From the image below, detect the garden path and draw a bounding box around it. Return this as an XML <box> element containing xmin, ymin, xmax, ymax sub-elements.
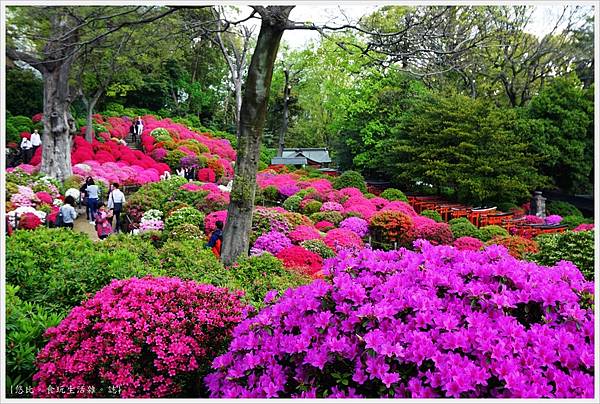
<box><xmin>73</xmin><ymin>209</ymin><xmax>99</xmax><ymax>241</ymax></box>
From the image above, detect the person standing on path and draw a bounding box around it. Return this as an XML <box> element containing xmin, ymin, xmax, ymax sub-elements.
<box><xmin>107</xmin><ymin>182</ymin><xmax>126</xmax><ymax>233</ymax></box>
<box><xmin>30</xmin><ymin>129</ymin><xmax>42</xmax><ymax>154</ymax></box>
<box><xmin>134</xmin><ymin>116</ymin><xmax>144</xmax><ymax>140</ymax></box>
<box><xmin>20</xmin><ymin>136</ymin><xmax>33</xmax><ymax>163</ymax></box>
<box><xmin>60</xmin><ymin>195</ymin><xmax>78</xmax><ymax>229</ymax></box>
<box><xmin>95</xmin><ymin>202</ymin><xmax>113</xmax><ymax>240</ymax></box>
<box><xmin>85</xmin><ymin>179</ymin><xmax>100</xmax><ymax>225</ymax></box>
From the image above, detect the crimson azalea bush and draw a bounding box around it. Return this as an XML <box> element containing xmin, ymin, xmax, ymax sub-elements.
<box><xmin>19</xmin><ymin>212</ymin><xmax>43</xmax><ymax>230</ymax></box>
<box><xmin>33</xmin><ymin>276</ymin><xmax>247</xmax><ymax>398</ymax></box>
<box><xmin>324</xmin><ymin>228</ymin><xmax>364</xmax><ymax>252</ymax></box>
<box><xmin>206</xmin><ymin>241</ymin><xmax>594</xmax><ymax>398</ymax></box>
<box><xmin>315</xmin><ymin>220</ymin><xmax>335</xmax><ymax>232</ymax></box>
<box><xmin>276</xmin><ymin>246</ymin><xmax>323</xmax><ymax>277</ymax></box>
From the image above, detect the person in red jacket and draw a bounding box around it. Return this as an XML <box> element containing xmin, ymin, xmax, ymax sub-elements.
<box><xmin>206</xmin><ymin>220</ymin><xmax>223</xmax><ymax>258</ymax></box>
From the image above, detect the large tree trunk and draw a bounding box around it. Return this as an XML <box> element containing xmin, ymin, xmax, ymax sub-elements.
<box><xmin>221</xmin><ymin>6</ymin><xmax>293</xmax><ymax>265</ymax></box>
<box><xmin>277</xmin><ymin>68</ymin><xmax>290</xmax><ymax>157</ymax></box>
<box><xmin>40</xmin><ymin>65</ymin><xmax>75</xmax><ymax>181</ymax></box>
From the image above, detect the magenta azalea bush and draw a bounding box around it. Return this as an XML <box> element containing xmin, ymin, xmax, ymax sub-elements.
<box><xmin>251</xmin><ymin>231</ymin><xmax>293</xmax><ymax>256</ymax></box>
<box><xmin>453</xmin><ymin>236</ymin><xmax>484</xmax><ymax>251</ymax></box>
<box><xmin>288</xmin><ymin>225</ymin><xmax>322</xmax><ymax>244</ymax></box>
<box><xmin>339</xmin><ymin>217</ymin><xmax>369</xmax><ymax>238</ymax></box>
<box><xmin>573</xmin><ymin>223</ymin><xmax>594</xmax><ymax>232</ymax></box>
<box><xmin>544</xmin><ymin>215</ymin><xmax>563</xmax><ymax>226</ymax></box>
<box><xmin>323</xmin><ymin>228</ymin><xmax>364</xmax><ymax>252</ymax></box>
<box><xmin>33</xmin><ymin>276</ymin><xmax>247</xmax><ymax>398</ymax></box>
<box><xmin>206</xmin><ymin>241</ymin><xmax>594</xmax><ymax>398</ymax></box>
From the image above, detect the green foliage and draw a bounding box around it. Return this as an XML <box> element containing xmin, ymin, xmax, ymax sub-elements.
<box><xmin>546</xmin><ymin>201</ymin><xmax>583</xmax><ymax>218</ymax></box>
<box><xmin>527</xmin><ymin>76</ymin><xmax>594</xmax><ymax>194</ymax></box>
<box><xmin>97</xmin><ymin>233</ymin><xmax>162</xmax><ymax>268</ymax></box>
<box><xmin>164</xmin><ymin>207</ymin><xmax>205</xmax><ymax>231</ymax></box>
<box><xmin>6</xmin><ymin>284</ymin><xmax>65</xmax><ymax>397</ymax></box>
<box><xmin>6</xmin><ymin>67</ymin><xmax>43</xmax><ymax>117</ymax></box>
<box><xmin>310</xmin><ymin>211</ymin><xmax>344</xmax><ymax>225</ymax></box>
<box><xmin>6</xmin><ymin>228</ymin><xmax>158</xmax><ymax>313</ymax></box>
<box><xmin>531</xmin><ymin>231</ymin><xmax>594</xmax><ymax>280</ymax></box>
<box><xmin>561</xmin><ymin>215</ymin><xmax>593</xmax><ymax>230</ymax></box>
<box><xmin>300</xmin><ymin>239</ymin><xmax>335</xmax><ymax>259</ymax></box>
<box><xmin>302</xmin><ymin>200</ymin><xmax>323</xmax><ymax>215</ymax></box>
<box><xmin>421</xmin><ymin>209</ymin><xmax>442</xmax><ymax>222</ymax></box>
<box><xmin>164</xmin><ymin>150</ymin><xmax>187</xmax><ymax>171</ymax></box>
<box><xmin>63</xmin><ymin>175</ymin><xmax>84</xmax><ymax>191</ymax></box>
<box><xmin>167</xmin><ymin>223</ymin><xmax>206</xmax><ymax>241</ymax></box>
<box><xmin>126</xmin><ymin>176</ymin><xmax>188</xmax><ymax>212</ymax></box>
<box><xmin>157</xmin><ymin>240</ymin><xmax>233</xmax><ymax>287</ymax></box>
<box><xmin>334</xmin><ymin>170</ymin><xmax>367</xmax><ymax>193</ymax></box>
<box><xmin>229</xmin><ymin>254</ymin><xmax>311</xmax><ymax>308</ymax></box>
<box><xmin>262</xmin><ymin>186</ymin><xmax>279</xmax><ymax>201</ymax></box>
<box><xmin>449</xmin><ymin>218</ymin><xmax>480</xmax><ymax>239</ymax></box>
<box><xmin>478</xmin><ymin>225</ymin><xmax>509</xmax><ymax>242</ymax></box>
<box><xmin>380</xmin><ymin>188</ymin><xmax>408</xmax><ymax>202</ymax></box>
<box><xmin>282</xmin><ymin>195</ymin><xmax>302</xmax><ymax>212</ymax></box>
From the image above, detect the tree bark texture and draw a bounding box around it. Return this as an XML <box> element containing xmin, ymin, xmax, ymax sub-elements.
<box><xmin>221</xmin><ymin>6</ymin><xmax>293</xmax><ymax>265</ymax></box>
<box><xmin>277</xmin><ymin>68</ymin><xmax>290</xmax><ymax>157</ymax></box>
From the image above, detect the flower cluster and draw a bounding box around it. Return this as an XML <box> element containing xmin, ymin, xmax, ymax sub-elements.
<box><xmin>523</xmin><ymin>215</ymin><xmax>545</xmax><ymax>225</ymax></box>
<box><xmin>205</xmin><ymin>210</ymin><xmax>228</xmax><ymax>234</ymax></box>
<box><xmin>315</xmin><ymin>221</ymin><xmax>335</xmax><ymax>232</ymax></box>
<box><xmin>275</xmin><ymin>246</ymin><xmax>323</xmax><ymax>277</ymax></box>
<box><xmin>339</xmin><ymin>217</ymin><xmax>369</xmax><ymax>238</ymax></box>
<box><xmin>288</xmin><ymin>225</ymin><xmax>322</xmax><ymax>244</ymax></box>
<box><xmin>141</xmin><ymin>209</ymin><xmax>163</xmax><ymax>221</ymax></box>
<box><xmin>207</xmin><ymin>242</ymin><xmax>594</xmax><ymax>398</ymax></box>
<box><xmin>573</xmin><ymin>223</ymin><xmax>594</xmax><ymax>232</ymax></box>
<box><xmin>453</xmin><ymin>236</ymin><xmax>484</xmax><ymax>251</ymax></box>
<box><xmin>324</xmin><ymin>228</ymin><xmax>364</xmax><ymax>252</ymax></box>
<box><xmin>251</xmin><ymin>231</ymin><xmax>292</xmax><ymax>256</ymax></box>
<box><xmin>139</xmin><ymin>219</ymin><xmax>164</xmax><ymax>232</ymax></box>
<box><xmin>33</xmin><ymin>276</ymin><xmax>247</xmax><ymax>398</ymax></box>
<box><xmin>544</xmin><ymin>215</ymin><xmax>563</xmax><ymax>226</ymax></box>
<box><xmin>321</xmin><ymin>201</ymin><xmax>344</xmax><ymax>212</ymax></box>
<box><xmin>18</xmin><ymin>212</ymin><xmax>43</xmax><ymax>230</ymax></box>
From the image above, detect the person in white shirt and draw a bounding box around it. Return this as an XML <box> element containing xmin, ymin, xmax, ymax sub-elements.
<box><xmin>30</xmin><ymin>129</ymin><xmax>42</xmax><ymax>154</ymax></box>
<box><xmin>20</xmin><ymin>137</ymin><xmax>33</xmax><ymax>163</ymax></box>
<box><xmin>85</xmin><ymin>179</ymin><xmax>100</xmax><ymax>225</ymax></box>
<box><xmin>134</xmin><ymin>117</ymin><xmax>144</xmax><ymax>139</ymax></box>
<box><xmin>107</xmin><ymin>182</ymin><xmax>126</xmax><ymax>233</ymax></box>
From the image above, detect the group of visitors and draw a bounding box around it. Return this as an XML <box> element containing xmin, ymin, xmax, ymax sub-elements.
<box><xmin>56</xmin><ymin>177</ymin><xmax>126</xmax><ymax>239</ymax></box>
<box><xmin>20</xmin><ymin>129</ymin><xmax>41</xmax><ymax>164</ymax></box>
<box><xmin>129</xmin><ymin>116</ymin><xmax>144</xmax><ymax>142</ymax></box>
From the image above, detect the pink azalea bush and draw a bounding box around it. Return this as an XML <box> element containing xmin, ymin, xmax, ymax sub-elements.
<box><xmin>33</xmin><ymin>276</ymin><xmax>247</xmax><ymax>398</ymax></box>
<box><xmin>324</xmin><ymin>228</ymin><xmax>364</xmax><ymax>252</ymax></box>
<box><xmin>523</xmin><ymin>215</ymin><xmax>545</xmax><ymax>225</ymax></box>
<box><xmin>206</xmin><ymin>241</ymin><xmax>594</xmax><ymax>398</ymax></box>
<box><xmin>288</xmin><ymin>225</ymin><xmax>322</xmax><ymax>244</ymax></box>
<box><xmin>453</xmin><ymin>236</ymin><xmax>484</xmax><ymax>251</ymax></box>
<box><xmin>320</xmin><ymin>201</ymin><xmax>344</xmax><ymax>212</ymax></box>
<box><xmin>339</xmin><ymin>217</ymin><xmax>369</xmax><ymax>238</ymax></box>
<box><xmin>205</xmin><ymin>210</ymin><xmax>227</xmax><ymax>234</ymax></box>
<box><xmin>315</xmin><ymin>221</ymin><xmax>335</xmax><ymax>232</ymax></box>
<box><xmin>573</xmin><ymin>224</ymin><xmax>594</xmax><ymax>232</ymax></box>
<box><xmin>139</xmin><ymin>219</ymin><xmax>164</xmax><ymax>232</ymax></box>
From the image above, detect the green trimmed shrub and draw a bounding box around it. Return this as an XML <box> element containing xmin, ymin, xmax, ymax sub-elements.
<box><xmin>164</xmin><ymin>150</ymin><xmax>187</xmax><ymax>171</ymax></box>
<box><xmin>150</xmin><ymin>127</ymin><xmax>170</xmax><ymax>139</ymax></box>
<box><xmin>302</xmin><ymin>200</ymin><xmax>323</xmax><ymax>215</ymax></box>
<box><xmin>449</xmin><ymin>218</ymin><xmax>480</xmax><ymax>239</ymax></box>
<box><xmin>157</xmin><ymin>240</ymin><xmax>234</xmax><ymax>287</ymax></box>
<box><xmin>546</xmin><ymin>201</ymin><xmax>583</xmax><ymax>217</ymax></box>
<box><xmin>63</xmin><ymin>175</ymin><xmax>84</xmax><ymax>192</ymax></box>
<box><xmin>421</xmin><ymin>209</ymin><xmax>442</xmax><ymax>222</ymax></box>
<box><xmin>6</xmin><ymin>228</ymin><xmax>157</xmax><ymax>312</ymax></box>
<box><xmin>531</xmin><ymin>231</ymin><xmax>594</xmax><ymax>280</ymax></box>
<box><xmin>164</xmin><ymin>207</ymin><xmax>205</xmax><ymax>231</ymax></box>
<box><xmin>478</xmin><ymin>225</ymin><xmax>509</xmax><ymax>242</ymax></box>
<box><xmin>310</xmin><ymin>211</ymin><xmax>344</xmax><ymax>225</ymax></box>
<box><xmin>6</xmin><ymin>284</ymin><xmax>65</xmax><ymax>398</ymax></box>
<box><xmin>167</xmin><ymin>223</ymin><xmax>206</xmax><ymax>241</ymax></box>
<box><xmin>282</xmin><ymin>195</ymin><xmax>303</xmax><ymax>212</ymax></box>
<box><xmin>96</xmin><ymin>233</ymin><xmax>161</xmax><ymax>268</ymax></box>
<box><xmin>561</xmin><ymin>215</ymin><xmax>593</xmax><ymax>230</ymax></box>
<box><xmin>262</xmin><ymin>186</ymin><xmax>279</xmax><ymax>202</ymax></box>
<box><xmin>380</xmin><ymin>188</ymin><xmax>408</xmax><ymax>202</ymax></box>
<box><xmin>230</xmin><ymin>253</ymin><xmax>311</xmax><ymax>308</ymax></box>
<box><xmin>300</xmin><ymin>239</ymin><xmax>335</xmax><ymax>259</ymax></box>
<box><xmin>333</xmin><ymin>170</ymin><xmax>367</xmax><ymax>193</ymax></box>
